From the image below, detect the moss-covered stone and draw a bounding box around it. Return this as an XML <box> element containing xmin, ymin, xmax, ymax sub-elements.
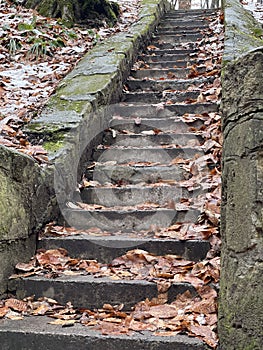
<box><xmin>220</xmin><ymin>2</ymin><xmax>263</xmax><ymax>348</ymax></box>
<box><xmin>223</xmin><ymin>0</ymin><xmax>263</xmax><ymax>63</ymax></box>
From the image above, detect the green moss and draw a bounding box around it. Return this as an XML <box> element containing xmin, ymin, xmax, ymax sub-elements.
<box><xmin>57</xmin><ymin>73</ymin><xmax>114</xmax><ymax>97</ymax></box>
<box><xmin>43</xmin><ymin>139</ymin><xmax>65</xmax><ymax>153</ymax></box>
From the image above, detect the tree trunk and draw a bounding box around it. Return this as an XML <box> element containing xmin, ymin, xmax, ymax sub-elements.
<box><xmin>19</xmin><ymin>0</ymin><xmax>120</xmax><ymax>27</ymax></box>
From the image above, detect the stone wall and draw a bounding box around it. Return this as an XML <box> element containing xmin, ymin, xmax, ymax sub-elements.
<box><xmin>219</xmin><ymin>1</ymin><xmax>263</xmax><ymax>349</ymax></box>
<box><xmin>0</xmin><ymin>0</ymin><xmax>171</xmax><ymax>295</ymax></box>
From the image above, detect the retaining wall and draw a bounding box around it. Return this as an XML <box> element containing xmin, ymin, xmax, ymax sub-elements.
<box><xmin>219</xmin><ymin>0</ymin><xmax>263</xmax><ymax>348</ymax></box>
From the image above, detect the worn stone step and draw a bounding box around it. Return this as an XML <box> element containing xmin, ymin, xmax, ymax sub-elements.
<box><xmin>130</xmin><ymin>66</ymin><xmax>206</xmax><ymax>80</ymax></box>
<box><xmin>61</xmin><ymin>207</ymin><xmax>201</xmax><ymax>231</ymax></box>
<box><xmin>139</xmin><ymin>52</ymin><xmax>198</xmax><ymax>62</ymax></box>
<box><xmin>123</xmin><ymin>90</ymin><xmax>202</xmax><ymax>103</ymax></box>
<box><xmin>166</xmin><ymin>8</ymin><xmax>217</xmax><ymax>16</ymax></box>
<box><xmin>156</xmin><ymin>26</ymin><xmax>209</xmax><ymax>34</ymax></box>
<box><xmin>85</xmin><ymin>163</ymin><xmax>189</xmax><ymax>185</ymax></box>
<box><xmin>103</xmin><ymin>132</ymin><xmax>203</xmax><ymax>147</ymax></box>
<box><xmin>158</xmin><ymin>23</ymin><xmax>209</xmax><ymax>31</ymax></box>
<box><xmin>150</xmin><ymin>41</ymin><xmax>197</xmax><ymax>50</ymax></box>
<box><xmin>125</xmin><ymin>76</ymin><xmax>214</xmax><ymax>92</ymax></box>
<box><xmin>145</xmin><ymin>48</ymin><xmax>197</xmax><ymax>56</ymax></box>
<box><xmin>79</xmin><ymin>185</ymin><xmax>195</xmax><ymax>207</ymax></box>
<box><xmin>10</xmin><ymin>275</ymin><xmax>195</xmax><ymax>310</ymax></box>
<box><xmin>93</xmin><ymin>146</ymin><xmax>203</xmax><ymax>164</ymax></box>
<box><xmin>109</xmin><ymin>117</ymin><xmax>204</xmax><ymax>133</ymax></box>
<box><xmin>153</xmin><ymin>33</ymin><xmax>203</xmax><ymax>43</ymax></box>
<box><xmin>158</xmin><ymin>19</ymin><xmax>211</xmax><ymax>28</ymax></box>
<box><xmin>0</xmin><ymin>316</ymin><xmax>209</xmax><ymax>350</ymax></box>
<box><xmin>38</xmin><ymin>235</ymin><xmax>210</xmax><ymax>263</ymax></box>
<box><xmin>112</xmin><ymin>102</ymin><xmax>218</xmax><ymax>119</ymax></box>
<box><xmin>137</xmin><ymin>59</ymin><xmax>196</xmax><ymax>69</ymax></box>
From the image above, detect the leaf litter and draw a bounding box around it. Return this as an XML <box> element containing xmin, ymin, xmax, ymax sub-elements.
<box><xmin>4</xmin><ymin>247</ymin><xmax>219</xmax><ymax>348</ymax></box>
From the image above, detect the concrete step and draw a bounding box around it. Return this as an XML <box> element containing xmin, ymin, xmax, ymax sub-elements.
<box><xmin>149</xmin><ymin>41</ymin><xmax>197</xmax><ymax>50</ymax></box>
<box><xmin>10</xmin><ymin>275</ymin><xmax>195</xmax><ymax>310</ymax></box>
<box><xmin>137</xmin><ymin>59</ymin><xmax>195</xmax><ymax>69</ymax></box>
<box><xmin>85</xmin><ymin>163</ymin><xmax>189</xmax><ymax>185</ymax></box>
<box><xmin>158</xmin><ymin>23</ymin><xmax>209</xmax><ymax>31</ymax></box>
<box><xmin>158</xmin><ymin>19</ymin><xmax>211</xmax><ymax>28</ymax></box>
<box><xmin>38</xmin><ymin>235</ymin><xmax>210</xmax><ymax>263</ymax></box>
<box><xmin>153</xmin><ymin>33</ymin><xmax>203</xmax><ymax>43</ymax></box>
<box><xmin>139</xmin><ymin>52</ymin><xmax>198</xmax><ymax>62</ymax></box>
<box><xmin>166</xmin><ymin>8</ymin><xmax>217</xmax><ymax>16</ymax></box>
<box><xmin>60</xmin><ymin>207</ymin><xmax>201</xmax><ymax>231</ymax></box>
<box><xmin>79</xmin><ymin>185</ymin><xmax>194</xmax><ymax>207</ymax></box>
<box><xmin>156</xmin><ymin>26</ymin><xmax>209</xmax><ymax>34</ymax></box>
<box><xmin>0</xmin><ymin>316</ymin><xmax>209</xmax><ymax>350</ymax></box>
<box><xmin>130</xmin><ymin>66</ymin><xmax>206</xmax><ymax>80</ymax></box>
<box><xmin>144</xmin><ymin>48</ymin><xmax>197</xmax><ymax>55</ymax></box>
<box><xmin>112</xmin><ymin>102</ymin><xmax>218</xmax><ymax>118</ymax></box>
<box><xmin>93</xmin><ymin>147</ymin><xmax>203</xmax><ymax>164</ymax></box>
<box><xmin>123</xmin><ymin>90</ymin><xmax>202</xmax><ymax>103</ymax></box>
<box><xmin>125</xmin><ymin>76</ymin><xmax>214</xmax><ymax>92</ymax></box>
<box><xmin>103</xmin><ymin>132</ymin><xmax>203</xmax><ymax>147</ymax></box>
<box><xmin>109</xmin><ymin>117</ymin><xmax>204</xmax><ymax>132</ymax></box>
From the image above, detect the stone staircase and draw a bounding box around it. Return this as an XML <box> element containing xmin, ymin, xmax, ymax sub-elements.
<box><xmin>0</xmin><ymin>7</ymin><xmax>221</xmax><ymax>350</ymax></box>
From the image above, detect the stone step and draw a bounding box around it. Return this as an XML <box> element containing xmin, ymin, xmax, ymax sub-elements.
<box><xmin>166</xmin><ymin>8</ymin><xmax>217</xmax><ymax>16</ymax></box>
<box><xmin>158</xmin><ymin>23</ymin><xmax>209</xmax><ymax>31</ymax></box>
<box><xmin>137</xmin><ymin>59</ymin><xmax>197</xmax><ymax>69</ymax></box>
<box><xmin>150</xmin><ymin>41</ymin><xmax>197</xmax><ymax>50</ymax></box>
<box><xmin>103</xmin><ymin>132</ymin><xmax>203</xmax><ymax>147</ymax></box>
<box><xmin>38</xmin><ymin>235</ymin><xmax>210</xmax><ymax>263</ymax></box>
<box><xmin>139</xmin><ymin>55</ymin><xmax>198</xmax><ymax>69</ymax></box>
<box><xmin>158</xmin><ymin>19</ymin><xmax>211</xmax><ymax>28</ymax></box>
<box><xmin>145</xmin><ymin>48</ymin><xmax>197</xmax><ymax>55</ymax></box>
<box><xmin>153</xmin><ymin>33</ymin><xmax>203</xmax><ymax>43</ymax></box>
<box><xmin>85</xmin><ymin>163</ymin><xmax>189</xmax><ymax>185</ymax></box>
<box><xmin>125</xmin><ymin>76</ymin><xmax>214</xmax><ymax>92</ymax></box>
<box><xmin>0</xmin><ymin>316</ymin><xmax>209</xmax><ymax>350</ymax></box>
<box><xmin>60</xmin><ymin>207</ymin><xmax>201</xmax><ymax>231</ymax></box>
<box><xmin>109</xmin><ymin>117</ymin><xmax>204</xmax><ymax>132</ymax></box>
<box><xmin>10</xmin><ymin>275</ymin><xmax>195</xmax><ymax>310</ymax></box>
<box><xmin>111</xmin><ymin>102</ymin><xmax>218</xmax><ymax>119</ymax></box>
<box><xmin>93</xmin><ymin>147</ymin><xmax>203</xmax><ymax>164</ymax></box>
<box><xmin>139</xmin><ymin>52</ymin><xmax>198</xmax><ymax>62</ymax></box>
<box><xmin>156</xmin><ymin>26</ymin><xmax>209</xmax><ymax>34</ymax></box>
<box><xmin>129</xmin><ymin>66</ymin><xmax>206</xmax><ymax>80</ymax></box>
<box><xmin>122</xmin><ymin>90</ymin><xmax>202</xmax><ymax>103</ymax></box>
<box><xmin>79</xmin><ymin>186</ymin><xmax>195</xmax><ymax>207</ymax></box>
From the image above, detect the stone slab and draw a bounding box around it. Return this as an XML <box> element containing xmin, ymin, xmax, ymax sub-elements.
<box><xmin>0</xmin><ymin>316</ymin><xmax>208</xmax><ymax>350</ymax></box>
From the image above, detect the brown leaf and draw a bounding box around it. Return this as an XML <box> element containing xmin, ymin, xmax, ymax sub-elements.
<box><xmin>190</xmin><ymin>324</ymin><xmax>218</xmax><ymax>348</ymax></box>
<box><xmin>0</xmin><ymin>306</ymin><xmax>9</xmax><ymax>318</ymax></box>
<box><xmin>148</xmin><ymin>304</ymin><xmax>178</xmax><ymax>319</ymax></box>
<box><xmin>49</xmin><ymin>319</ymin><xmax>76</xmax><ymax>327</ymax></box>
<box><xmin>5</xmin><ymin>298</ymin><xmax>27</xmax><ymax>312</ymax></box>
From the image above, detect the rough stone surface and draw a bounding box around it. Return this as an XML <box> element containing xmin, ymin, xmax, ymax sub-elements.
<box><xmin>0</xmin><ymin>146</ymin><xmax>54</xmax><ymax>295</ymax></box>
<box><xmin>219</xmin><ymin>1</ymin><xmax>263</xmax><ymax>348</ymax></box>
<box><xmin>0</xmin><ymin>316</ymin><xmax>208</xmax><ymax>350</ymax></box>
<box><xmin>223</xmin><ymin>0</ymin><xmax>263</xmax><ymax>63</ymax></box>
<box><xmin>0</xmin><ymin>0</ymin><xmax>171</xmax><ymax>296</ymax></box>
<box><xmin>37</xmin><ymin>236</ymin><xmax>210</xmax><ymax>263</ymax></box>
